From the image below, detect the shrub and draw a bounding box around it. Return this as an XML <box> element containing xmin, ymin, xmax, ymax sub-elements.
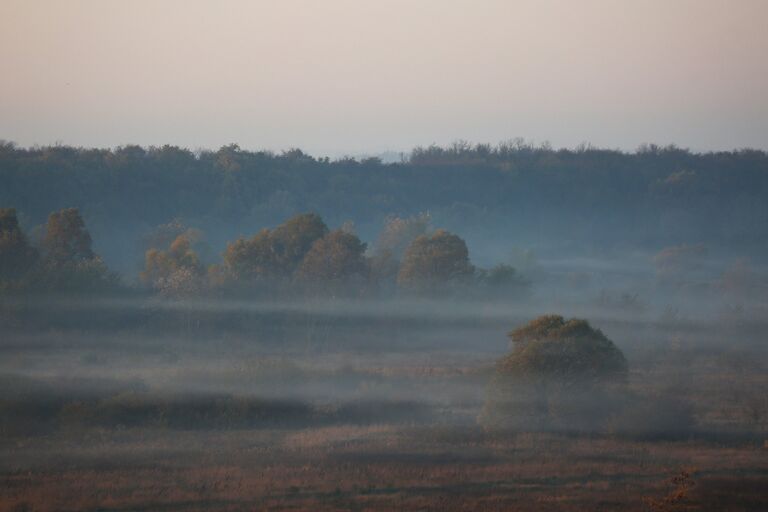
<box><xmin>480</xmin><ymin>315</ymin><xmax>628</xmax><ymax>431</ymax></box>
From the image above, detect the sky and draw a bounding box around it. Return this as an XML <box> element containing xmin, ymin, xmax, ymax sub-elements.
<box><xmin>1</xmin><ymin>0</ymin><xmax>767</xmax><ymax>156</ymax></box>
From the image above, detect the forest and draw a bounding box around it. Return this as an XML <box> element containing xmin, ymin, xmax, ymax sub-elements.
<box><xmin>2</xmin><ymin>140</ymin><xmax>768</xmax><ymax>276</ymax></box>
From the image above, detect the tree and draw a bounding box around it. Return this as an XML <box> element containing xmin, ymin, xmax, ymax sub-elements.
<box><xmin>270</xmin><ymin>213</ymin><xmax>329</xmax><ymax>273</ymax></box>
<box><xmin>0</xmin><ymin>208</ymin><xmax>38</xmax><ymax>283</ymax></box>
<box><xmin>397</xmin><ymin>229</ymin><xmax>474</xmax><ymax>292</ymax></box>
<box><xmin>37</xmin><ymin>208</ymin><xmax>117</xmax><ymax>292</ymax></box>
<box><xmin>141</xmin><ymin>233</ymin><xmax>204</xmax><ymax>295</ymax></box>
<box><xmin>2</xmin><ymin>142</ymin><xmax>768</xmax><ymax>266</ymax></box>
<box><xmin>501</xmin><ymin>315</ymin><xmax>627</xmax><ymax>382</ymax></box>
<box><xmin>480</xmin><ymin>315</ymin><xmax>628</xmax><ymax>431</ymax></box>
<box><xmin>295</xmin><ymin>229</ymin><xmax>368</xmax><ymax>287</ymax></box>
<box><xmin>222</xmin><ymin>229</ymin><xmax>278</xmax><ymax>282</ymax></box>
<box><xmin>222</xmin><ymin>213</ymin><xmax>329</xmax><ymax>284</ymax></box>
<box><xmin>42</xmin><ymin>208</ymin><xmax>95</xmax><ymax>264</ymax></box>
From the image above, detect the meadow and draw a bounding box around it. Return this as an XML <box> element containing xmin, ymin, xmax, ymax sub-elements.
<box><xmin>2</xmin><ymin>297</ymin><xmax>767</xmax><ymax>511</ymax></box>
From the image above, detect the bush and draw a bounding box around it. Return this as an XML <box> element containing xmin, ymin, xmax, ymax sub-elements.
<box><xmin>480</xmin><ymin>315</ymin><xmax>628</xmax><ymax>432</ymax></box>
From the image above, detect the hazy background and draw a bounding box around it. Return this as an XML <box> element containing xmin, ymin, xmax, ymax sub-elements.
<box><xmin>2</xmin><ymin>0</ymin><xmax>768</xmax><ymax>155</ymax></box>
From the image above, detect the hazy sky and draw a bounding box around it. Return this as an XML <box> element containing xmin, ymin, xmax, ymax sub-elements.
<box><xmin>2</xmin><ymin>0</ymin><xmax>767</xmax><ymax>155</ymax></box>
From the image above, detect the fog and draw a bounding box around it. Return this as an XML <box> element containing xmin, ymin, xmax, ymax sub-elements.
<box><xmin>3</xmin><ymin>254</ymin><xmax>766</xmax><ymax>434</ymax></box>
<box><xmin>2</xmin><ymin>147</ymin><xmax>768</xmax><ymax>509</ymax></box>
<box><xmin>3</xmin><ymin>0</ymin><xmax>768</xmax><ymax>505</ymax></box>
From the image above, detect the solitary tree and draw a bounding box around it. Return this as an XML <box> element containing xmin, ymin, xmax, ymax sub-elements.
<box><xmin>480</xmin><ymin>315</ymin><xmax>628</xmax><ymax>431</ymax></box>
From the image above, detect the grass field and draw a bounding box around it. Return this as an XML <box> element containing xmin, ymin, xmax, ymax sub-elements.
<box><xmin>1</xmin><ymin>300</ymin><xmax>767</xmax><ymax>511</ymax></box>
<box><xmin>2</xmin><ymin>425</ymin><xmax>767</xmax><ymax>511</ymax></box>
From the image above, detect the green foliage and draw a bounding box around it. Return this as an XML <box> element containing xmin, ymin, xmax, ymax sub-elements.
<box><xmin>397</xmin><ymin>229</ymin><xmax>474</xmax><ymax>292</ymax></box>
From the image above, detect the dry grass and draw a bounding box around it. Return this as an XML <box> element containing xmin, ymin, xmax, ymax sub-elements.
<box><xmin>1</xmin><ymin>426</ymin><xmax>767</xmax><ymax>512</ymax></box>
<box><xmin>2</xmin><ymin>316</ymin><xmax>768</xmax><ymax>510</ymax></box>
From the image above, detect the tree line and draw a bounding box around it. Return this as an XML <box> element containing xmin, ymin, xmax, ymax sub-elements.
<box><xmin>0</xmin><ymin>207</ymin><xmax>117</xmax><ymax>293</ymax></box>
<box><xmin>1</xmin><ymin>207</ymin><xmax>527</xmax><ymax>297</ymax></box>
<box><xmin>2</xmin><ymin>140</ymin><xmax>767</xmax><ymax>269</ymax></box>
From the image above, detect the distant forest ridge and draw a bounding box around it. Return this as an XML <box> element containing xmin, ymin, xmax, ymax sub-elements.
<box><xmin>1</xmin><ymin>140</ymin><xmax>767</xmax><ymax>270</ymax></box>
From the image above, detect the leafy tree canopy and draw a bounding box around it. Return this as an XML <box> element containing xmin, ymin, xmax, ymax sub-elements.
<box><xmin>397</xmin><ymin>229</ymin><xmax>474</xmax><ymax>291</ymax></box>
<box><xmin>296</xmin><ymin>229</ymin><xmax>368</xmax><ymax>284</ymax></box>
<box><xmin>500</xmin><ymin>315</ymin><xmax>628</xmax><ymax>385</ymax></box>
<box><xmin>223</xmin><ymin>213</ymin><xmax>329</xmax><ymax>282</ymax></box>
